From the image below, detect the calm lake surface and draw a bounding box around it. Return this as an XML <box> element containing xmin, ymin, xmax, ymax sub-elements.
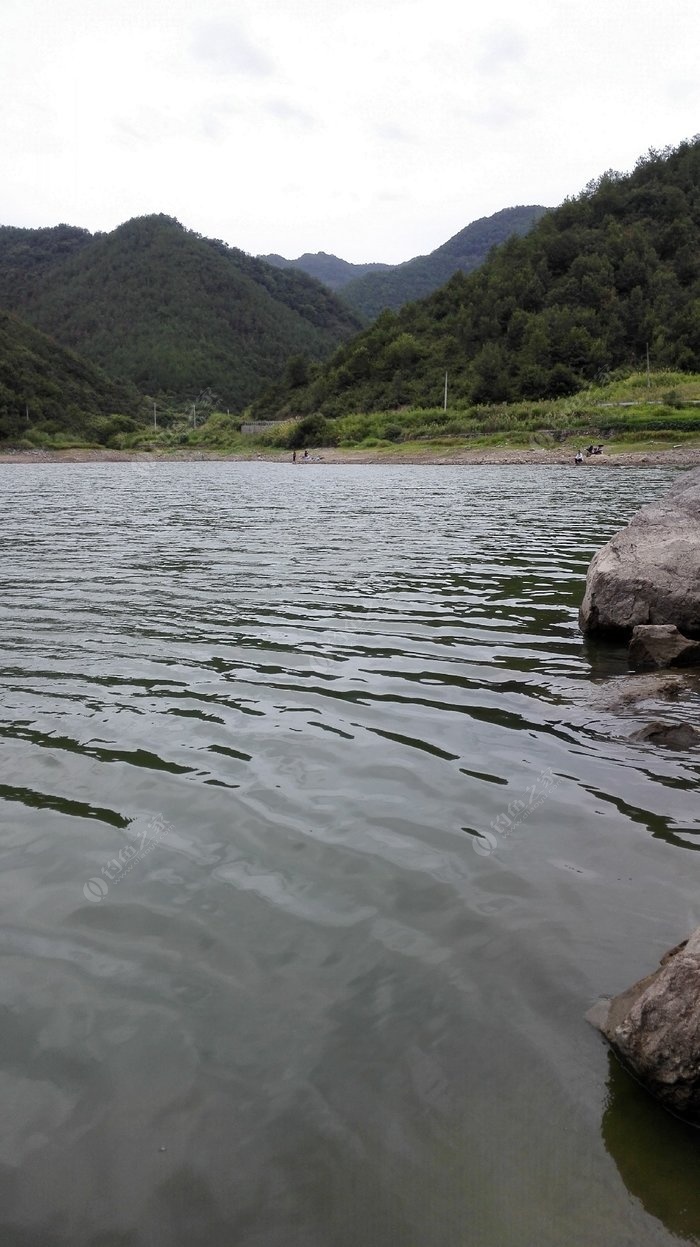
<box><xmin>1</xmin><ymin>460</ymin><xmax>699</xmax><ymax>1247</ymax></box>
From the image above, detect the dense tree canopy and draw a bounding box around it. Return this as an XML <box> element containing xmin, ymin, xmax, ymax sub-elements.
<box><xmin>251</xmin><ymin>139</ymin><xmax>700</xmax><ymax>417</ymax></box>
<box><xmin>0</xmin><ymin>310</ymin><xmax>143</xmax><ymax>443</ymax></box>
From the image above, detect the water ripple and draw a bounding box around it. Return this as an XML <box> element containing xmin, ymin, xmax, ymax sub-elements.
<box><xmin>1</xmin><ymin>461</ymin><xmax>698</xmax><ymax>1247</ymax></box>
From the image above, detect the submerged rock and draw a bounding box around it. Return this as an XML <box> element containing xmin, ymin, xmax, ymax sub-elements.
<box><xmin>579</xmin><ymin>467</ymin><xmax>700</xmax><ymax>640</ymax></box>
<box><xmin>598</xmin><ymin>671</ymin><xmax>689</xmax><ymax>708</ymax></box>
<box><xmin>587</xmin><ymin>929</ymin><xmax>700</xmax><ymax>1124</ymax></box>
<box><xmin>590</xmin><ymin>670</ymin><xmax>690</xmax><ymax>710</ymax></box>
<box><xmin>628</xmin><ymin>720</ymin><xmax>700</xmax><ymax>748</ymax></box>
<box><xmin>629</xmin><ymin>623</ymin><xmax>700</xmax><ymax>671</ymax></box>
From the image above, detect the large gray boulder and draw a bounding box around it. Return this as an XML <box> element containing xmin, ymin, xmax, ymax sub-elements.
<box><xmin>587</xmin><ymin>929</ymin><xmax>700</xmax><ymax>1123</ymax></box>
<box><xmin>579</xmin><ymin>467</ymin><xmax>700</xmax><ymax>639</ymax></box>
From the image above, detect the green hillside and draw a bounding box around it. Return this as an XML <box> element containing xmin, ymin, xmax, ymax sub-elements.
<box><xmin>0</xmin><ymin>310</ymin><xmax>144</xmax><ymax>444</ymax></box>
<box><xmin>0</xmin><ymin>216</ymin><xmax>361</xmax><ymax>410</ymax></box>
<box><xmin>251</xmin><ymin>139</ymin><xmax>700</xmax><ymax>418</ymax></box>
<box><xmin>340</xmin><ymin>206</ymin><xmax>548</xmax><ymax>319</ymax></box>
<box><xmin>260</xmin><ymin>251</ymin><xmax>392</xmax><ymax>291</ymax></box>
<box><xmin>0</xmin><ymin>224</ymin><xmax>94</xmax><ymax>302</ymax></box>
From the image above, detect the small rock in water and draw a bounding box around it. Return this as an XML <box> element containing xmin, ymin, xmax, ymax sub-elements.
<box><xmin>590</xmin><ymin>670</ymin><xmax>688</xmax><ymax>710</ymax></box>
<box><xmin>629</xmin><ymin>624</ymin><xmax>700</xmax><ymax>671</ymax></box>
<box><xmin>629</xmin><ymin>720</ymin><xmax>700</xmax><ymax>748</ymax></box>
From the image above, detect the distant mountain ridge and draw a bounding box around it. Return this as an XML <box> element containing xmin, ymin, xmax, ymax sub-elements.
<box><xmin>340</xmin><ymin>206</ymin><xmax>549</xmax><ymax>318</ymax></box>
<box><xmin>0</xmin><ymin>216</ymin><xmax>361</xmax><ymax>408</ymax></box>
<box><xmin>260</xmin><ymin>206</ymin><xmax>549</xmax><ymax>319</ymax></box>
<box><xmin>260</xmin><ymin>251</ymin><xmax>392</xmax><ymax>291</ymax></box>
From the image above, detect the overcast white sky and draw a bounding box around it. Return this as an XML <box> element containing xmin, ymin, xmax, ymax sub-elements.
<box><xmin>3</xmin><ymin>0</ymin><xmax>698</xmax><ymax>264</ymax></box>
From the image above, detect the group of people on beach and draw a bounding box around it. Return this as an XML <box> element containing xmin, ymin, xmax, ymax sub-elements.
<box><xmin>574</xmin><ymin>444</ymin><xmax>604</xmax><ymax>464</ymax></box>
<box><xmin>292</xmin><ymin>450</ymin><xmax>309</xmax><ymax>463</ymax></box>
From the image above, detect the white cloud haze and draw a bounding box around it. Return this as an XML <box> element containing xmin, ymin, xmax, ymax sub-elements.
<box><xmin>2</xmin><ymin>0</ymin><xmax>699</xmax><ymax>262</ymax></box>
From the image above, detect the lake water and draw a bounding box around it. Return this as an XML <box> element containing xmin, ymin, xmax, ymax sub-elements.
<box><xmin>1</xmin><ymin>460</ymin><xmax>699</xmax><ymax>1247</ymax></box>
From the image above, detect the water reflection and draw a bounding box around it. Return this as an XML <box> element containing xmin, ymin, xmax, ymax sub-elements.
<box><xmin>602</xmin><ymin>1051</ymin><xmax>700</xmax><ymax>1242</ymax></box>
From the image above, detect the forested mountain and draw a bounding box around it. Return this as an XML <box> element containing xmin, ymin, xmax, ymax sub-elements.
<box><xmin>340</xmin><ymin>206</ymin><xmax>548</xmax><ymax>318</ymax></box>
<box><xmin>0</xmin><ymin>310</ymin><xmax>143</xmax><ymax>442</ymax></box>
<box><xmin>251</xmin><ymin>140</ymin><xmax>700</xmax><ymax>418</ymax></box>
<box><xmin>260</xmin><ymin>251</ymin><xmax>391</xmax><ymax>291</ymax></box>
<box><xmin>0</xmin><ymin>216</ymin><xmax>361</xmax><ymax>409</ymax></box>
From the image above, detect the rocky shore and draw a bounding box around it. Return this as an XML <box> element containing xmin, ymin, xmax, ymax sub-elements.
<box><xmin>582</xmin><ymin>466</ymin><xmax>700</xmax><ymax>1122</ymax></box>
<box><xmin>2</xmin><ymin>445</ymin><xmax>700</xmax><ymax>467</ymax></box>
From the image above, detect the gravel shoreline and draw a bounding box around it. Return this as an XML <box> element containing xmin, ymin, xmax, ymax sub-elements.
<box><xmin>2</xmin><ymin>446</ymin><xmax>700</xmax><ymax>468</ymax></box>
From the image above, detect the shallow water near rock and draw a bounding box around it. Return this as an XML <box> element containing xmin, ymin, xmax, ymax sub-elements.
<box><xmin>1</xmin><ymin>460</ymin><xmax>699</xmax><ymax>1247</ymax></box>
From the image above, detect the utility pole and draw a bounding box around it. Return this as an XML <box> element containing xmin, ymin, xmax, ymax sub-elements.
<box><xmin>192</xmin><ymin>403</ymin><xmax>196</xmax><ymax>429</ymax></box>
<box><xmin>646</xmin><ymin>343</ymin><xmax>651</xmax><ymax>389</ymax></box>
<box><xmin>443</xmin><ymin>371</ymin><xmax>448</xmax><ymax>411</ymax></box>
<box><xmin>153</xmin><ymin>401</ymin><xmax>157</xmax><ymax>430</ymax></box>
<box><xmin>25</xmin><ymin>402</ymin><xmax>29</xmax><ymax>423</ymax></box>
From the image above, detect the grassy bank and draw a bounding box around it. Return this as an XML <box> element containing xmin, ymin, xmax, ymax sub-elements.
<box><xmin>5</xmin><ymin>370</ymin><xmax>700</xmax><ymax>458</ymax></box>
